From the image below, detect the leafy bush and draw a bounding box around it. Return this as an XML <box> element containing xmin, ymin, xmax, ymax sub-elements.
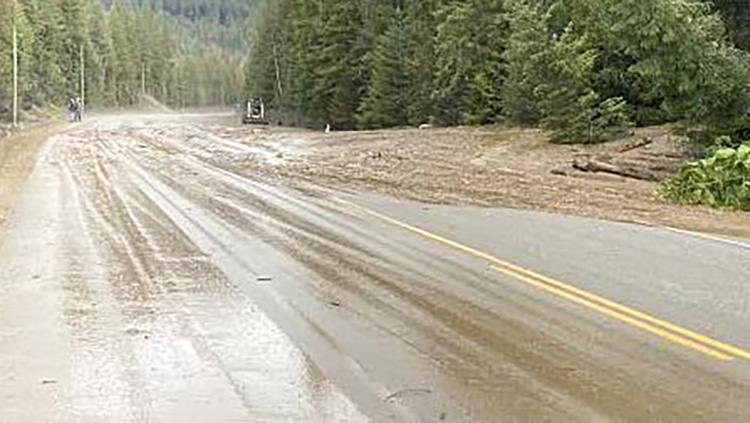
<box><xmin>662</xmin><ymin>144</ymin><xmax>750</xmax><ymax>210</ymax></box>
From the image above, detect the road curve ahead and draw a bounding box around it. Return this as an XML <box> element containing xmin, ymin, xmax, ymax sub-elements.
<box><xmin>1</xmin><ymin>114</ymin><xmax>749</xmax><ymax>422</ymax></box>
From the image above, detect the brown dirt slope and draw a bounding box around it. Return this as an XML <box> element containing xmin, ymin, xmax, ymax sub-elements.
<box><xmin>212</xmin><ymin>124</ymin><xmax>750</xmax><ymax>237</ymax></box>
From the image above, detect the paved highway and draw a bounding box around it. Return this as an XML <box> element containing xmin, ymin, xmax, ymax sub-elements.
<box><xmin>1</xmin><ymin>114</ymin><xmax>749</xmax><ymax>422</ymax></box>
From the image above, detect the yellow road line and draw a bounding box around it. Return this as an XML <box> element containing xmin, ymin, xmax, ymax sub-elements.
<box><xmin>338</xmin><ymin>198</ymin><xmax>750</xmax><ymax>361</ymax></box>
<box><xmin>490</xmin><ymin>265</ymin><xmax>731</xmax><ymax>360</ymax></box>
<box><xmin>492</xmin><ymin>262</ymin><xmax>750</xmax><ymax>361</ymax></box>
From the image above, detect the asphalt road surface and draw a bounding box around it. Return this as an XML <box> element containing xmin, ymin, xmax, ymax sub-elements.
<box><xmin>1</xmin><ymin>114</ymin><xmax>749</xmax><ymax>422</ymax></box>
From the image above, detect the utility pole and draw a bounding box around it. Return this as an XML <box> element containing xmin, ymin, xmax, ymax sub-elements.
<box><xmin>141</xmin><ymin>62</ymin><xmax>146</xmax><ymax>102</ymax></box>
<box><xmin>178</xmin><ymin>62</ymin><xmax>184</xmax><ymax>110</ymax></box>
<box><xmin>80</xmin><ymin>44</ymin><xmax>85</xmax><ymax>112</ymax></box>
<box><xmin>12</xmin><ymin>0</ymin><xmax>18</xmax><ymax>128</ymax></box>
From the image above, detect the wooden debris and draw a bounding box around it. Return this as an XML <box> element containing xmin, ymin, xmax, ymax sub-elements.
<box><xmin>617</xmin><ymin>137</ymin><xmax>653</xmax><ymax>154</ymax></box>
<box><xmin>572</xmin><ymin>157</ymin><xmax>658</xmax><ymax>181</ymax></box>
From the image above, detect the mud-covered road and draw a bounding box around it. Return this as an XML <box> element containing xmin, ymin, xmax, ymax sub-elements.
<box><xmin>1</xmin><ymin>114</ymin><xmax>750</xmax><ymax>422</ymax></box>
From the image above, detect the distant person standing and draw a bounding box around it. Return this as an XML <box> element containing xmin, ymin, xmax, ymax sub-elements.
<box><xmin>67</xmin><ymin>98</ymin><xmax>77</xmax><ymax>122</ymax></box>
<box><xmin>74</xmin><ymin>98</ymin><xmax>82</xmax><ymax>122</ymax></box>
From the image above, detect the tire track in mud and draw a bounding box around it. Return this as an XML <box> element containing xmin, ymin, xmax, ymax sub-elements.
<box><xmin>29</xmin><ymin>119</ymin><xmax>750</xmax><ymax>423</ymax></box>
<box><xmin>49</xmin><ymin>128</ymin><xmax>370</xmax><ymax>422</ymax></box>
<box><xmin>58</xmin><ymin>158</ymin><xmax>152</xmax><ymax>421</ymax></box>
<box><xmin>91</xmin><ymin>123</ymin><xmax>721</xmax><ymax>423</ymax></box>
<box><xmin>113</xmin><ymin>145</ymin><xmax>418</xmax><ymax>423</ymax></box>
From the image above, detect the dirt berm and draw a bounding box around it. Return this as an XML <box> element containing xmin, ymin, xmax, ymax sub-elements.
<box><xmin>202</xmin><ymin>123</ymin><xmax>750</xmax><ymax>237</ymax></box>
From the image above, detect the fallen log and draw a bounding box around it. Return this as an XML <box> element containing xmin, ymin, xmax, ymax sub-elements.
<box><xmin>572</xmin><ymin>158</ymin><xmax>658</xmax><ymax>181</ymax></box>
<box><xmin>617</xmin><ymin>137</ymin><xmax>653</xmax><ymax>154</ymax></box>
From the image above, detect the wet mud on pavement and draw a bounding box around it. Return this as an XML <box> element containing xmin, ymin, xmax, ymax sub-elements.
<box><xmin>0</xmin><ymin>116</ymin><xmax>370</xmax><ymax>423</ymax></box>
<box><xmin>1</xmin><ymin>114</ymin><xmax>749</xmax><ymax>422</ymax></box>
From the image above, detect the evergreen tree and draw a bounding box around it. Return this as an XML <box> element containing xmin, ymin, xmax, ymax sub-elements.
<box><xmin>432</xmin><ymin>0</ymin><xmax>507</xmax><ymax>126</ymax></box>
<box><xmin>23</xmin><ymin>0</ymin><xmax>65</xmax><ymax>105</ymax></box>
<box><xmin>402</xmin><ymin>0</ymin><xmax>441</xmax><ymax>125</ymax></box>
<box><xmin>4</xmin><ymin>0</ymin><xmax>750</xmax><ymax>145</ymax></box>
<box><xmin>107</xmin><ymin>4</ymin><xmax>140</xmax><ymax>105</ymax></box>
<box><xmin>535</xmin><ymin>24</ymin><xmax>631</xmax><ymax>143</ymax></box>
<box><xmin>713</xmin><ymin>0</ymin><xmax>750</xmax><ymax>51</ymax></box>
<box><xmin>591</xmin><ymin>0</ymin><xmax>750</xmax><ymax>140</ymax></box>
<box><xmin>246</xmin><ymin>0</ymin><xmax>287</xmax><ymax>119</ymax></box>
<box><xmin>358</xmin><ymin>7</ymin><xmax>411</xmax><ymax>129</ymax></box>
<box><xmin>58</xmin><ymin>0</ymin><xmax>91</xmax><ymax>100</ymax></box>
<box><xmin>86</xmin><ymin>0</ymin><xmax>109</xmax><ymax>107</ymax></box>
<box><xmin>501</xmin><ymin>0</ymin><xmax>547</xmax><ymax>125</ymax></box>
<box><xmin>0</xmin><ymin>0</ymin><xmax>33</xmax><ymax>116</ymax></box>
<box><xmin>314</xmin><ymin>0</ymin><xmax>368</xmax><ymax>129</ymax></box>
<box><xmin>1</xmin><ymin>0</ymin><xmax>248</xmax><ymax>118</ymax></box>
<box><xmin>284</xmin><ymin>0</ymin><xmax>325</xmax><ymax>126</ymax></box>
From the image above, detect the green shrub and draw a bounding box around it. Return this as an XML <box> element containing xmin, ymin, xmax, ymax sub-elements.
<box><xmin>662</xmin><ymin>144</ymin><xmax>750</xmax><ymax>210</ymax></box>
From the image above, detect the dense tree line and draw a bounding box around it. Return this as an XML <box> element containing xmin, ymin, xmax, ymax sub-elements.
<box><xmin>0</xmin><ymin>0</ymin><xmax>246</xmax><ymax>121</ymax></box>
<box><xmin>247</xmin><ymin>0</ymin><xmax>750</xmax><ymax>144</ymax></box>
<box><xmin>102</xmin><ymin>0</ymin><xmax>259</xmax><ymax>50</ymax></box>
<box><xmin>714</xmin><ymin>0</ymin><xmax>750</xmax><ymax>51</ymax></box>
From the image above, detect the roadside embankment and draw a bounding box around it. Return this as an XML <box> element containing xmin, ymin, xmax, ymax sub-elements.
<box><xmin>185</xmin><ymin>123</ymin><xmax>750</xmax><ymax>237</ymax></box>
<box><xmin>0</xmin><ymin>124</ymin><xmax>65</xmax><ymax>234</ymax></box>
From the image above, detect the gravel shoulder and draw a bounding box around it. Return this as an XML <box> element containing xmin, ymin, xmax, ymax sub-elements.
<box><xmin>0</xmin><ymin>124</ymin><xmax>66</xmax><ymax>233</ymax></box>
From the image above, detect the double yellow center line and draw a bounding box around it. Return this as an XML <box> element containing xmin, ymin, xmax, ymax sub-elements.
<box><xmin>338</xmin><ymin>198</ymin><xmax>750</xmax><ymax>362</ymax></box>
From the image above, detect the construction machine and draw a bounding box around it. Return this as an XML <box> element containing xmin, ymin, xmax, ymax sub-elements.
<box><xmin>242</xmin><ymin>98</ymin><xmax>269</xmax><ymax>125</ymax></box>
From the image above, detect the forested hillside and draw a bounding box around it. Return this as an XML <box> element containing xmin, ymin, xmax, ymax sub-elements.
<box><xmin>0</xmin><ymin>0</ymin><xmax>252</xmax><ymax>120</ymax></box>
<box><xmin>5</xmin><ymin>0</ymin><xmax>750</xmax><ymax>145</ymax></box>
<box><xmin>102</xmin><ymin>0</ymin><xmax>257</xmax><ymax>50</ymax></box>
<box><xmin>246</xmin><ymin>0</ymin><xmax>750</xmax><ymax>145</ymax></box>
<box><xmin>714</xmin><ymin>0</ymin><xmax>750</xmax><ymax>51</ymax></box>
